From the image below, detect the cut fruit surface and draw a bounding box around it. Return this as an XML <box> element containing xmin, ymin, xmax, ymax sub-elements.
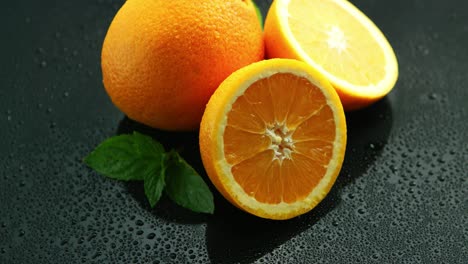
<box><xmin>199</xmin><ymin>59</ymin><xmax>346</xmax><ymax>220</ymax></box>
<box><xmin>264</xmin><ymin>0</ymin><xmax>399</xmax><ymax>110</ymax></box>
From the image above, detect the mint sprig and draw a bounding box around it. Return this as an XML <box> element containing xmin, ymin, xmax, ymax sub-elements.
<box><xmin>165</xmin><ymin>151</ymin><xmax>214</xmax><ymax>214</ymax></box>
<box><xmin>143</xmin><ymin>162</ymin><xmax>165</xmax><ymax>208</ymax></box>
<box><xmin>84</xmin><ymin>131</ymin><xmax>214</xmax><ymax>214</ymax></box>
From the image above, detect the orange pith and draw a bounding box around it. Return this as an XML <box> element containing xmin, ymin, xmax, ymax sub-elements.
<box><xmin>225</xmin><ymin>73</ymin><xmax>336</xmax><ymax>204</ymax></box>
<box><xmin>199</xmin><ymin>59</ymin><xmax>347</xmax><ymax>220</ymax></box>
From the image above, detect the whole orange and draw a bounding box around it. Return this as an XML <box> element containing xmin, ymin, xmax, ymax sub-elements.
<box><xmin>101</xmin><ymin>0</ymin><xmax>264</xmax><ymax>130</ymax></box>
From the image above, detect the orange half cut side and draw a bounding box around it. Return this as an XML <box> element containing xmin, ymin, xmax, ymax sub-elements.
<box><xmin>200</xmin><ymin>59</ymin><xmax>347</xmax><ymax>220</ymax></box>
<box><xmin>264</xmin><ymin>0</ymin><xmax>399</xmax><ymax>110</ymax></box>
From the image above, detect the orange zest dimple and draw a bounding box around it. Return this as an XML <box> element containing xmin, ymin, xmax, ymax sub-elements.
<box><xmin>200</xmin><ymin>59</ymin><xmax>347</xmax><ymax>220</ymax></box>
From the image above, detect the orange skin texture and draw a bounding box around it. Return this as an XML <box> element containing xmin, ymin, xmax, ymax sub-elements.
<box><xmin>101</xmin><ymin>0</ymin><xmax>264</xmax><ymax>130</ymax></box>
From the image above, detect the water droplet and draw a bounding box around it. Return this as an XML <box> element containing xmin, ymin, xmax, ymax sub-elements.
<box><xmin>357</xmin><ymin>208</ymin><xmax>366</xmax><ymax>214</ymax></box>
<box><xmin>428</xmin><ymin>93</ymin><xmax>438</xmax><ymax>100</ymax></box>
<box><xmin>449</xmin><ymin>12</ymin><xmax>458</xmax><ymax>20</ymax></box>
<box><xmin>371</xmin><ymin>253</ymin><xmax>381</xmax><ymax>260</ymax></box>
<box><xmin>422</xmin><ymin>48</ymin><xmax>429</xmax><ymax>55</ymax></box>
<box><xmin>135</xmin><ymin>219</ymin><xmax>144</xmax><ymax>226</ymax></box>
<box><xmin>390</xmin><ymin>165</ymin><xmax>399</xmax><ymax>174</ymax></box>
<box><xmin>35</xmin><ymin>49</ymin><xmax>45</xmax><ymax>56</ymax></box>
<box><xmin>91</xmin><ymin>251</ymin><xmax>102</xmax><ymax>259</ymax></box>
<box><xmin>146</xmin><ymin>233</ymin><xmax>155</xmax><ymax>239</ymax></box>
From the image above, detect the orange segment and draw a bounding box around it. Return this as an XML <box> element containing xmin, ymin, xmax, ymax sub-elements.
<box><xmin>243</xmin><ymin>80</ymin><xmax>276</xmax><ymax>125</ymax></box>
<box><xmin>266</xmin><ymin>74</ymin><xmax>297</xmax><ymax>124</ymax></box>
<box><xmin>284</xmin><ymin>76</ymin><xmax>327</xmax><ymax>129</ymax></box>
<box><xmin>226</xmin><ymin>96</ymin><xmax>266</xmax><ymax>133</ymax></box>
<box><xmin>264</xmin><ymin>0</ymin><xmax>399</xmax><ymax>110</ymax></box>
<box><xmin>232</xmin><ymin>151</ymin><xmax>285</xmax><ymax>204</ymax></box>
<box><xmin>293</xmin><ymin>139</ymin><xmax>333</xmax><ymax>165</ymax></box>
<box><xmin>223</xmin><ymin>126</ymin><xmax>270</xmax><ymax>165</ymax></box>
<box><xmin>199</xmin><ymin>59</ymin><xmax>347</xmax><ymax>220</ymax></box>
<box><xmin>231</xmin><ymin>150</ymin><xmax>276</xmax><ymax>202</ymax></box>
<box><xmin>292</xmin><ymin>106</ymin><xmax>336</xmax><ymax>142</ymax></box>
<box><xmin>281</xmin><ymin>153</ymin><xmax>327</xmax><ymax>203</ymax></box>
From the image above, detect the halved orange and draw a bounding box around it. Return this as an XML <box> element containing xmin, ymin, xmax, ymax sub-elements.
<box><xmin>199</xmin><ymin>59</ymin><xmax>346</xmax><ymax>220</ymax></box>
<box><xmin>264</xmin><ymin>0</ymin><xmax>399</xmax><ymax>110</ymax></box>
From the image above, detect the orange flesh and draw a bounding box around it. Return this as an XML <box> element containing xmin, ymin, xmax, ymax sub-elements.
<box><xmin>223</xmin><ymin>73</ymin><xmax>335</xmax><ymax>204</ymax></box>
<box><xmin>288</xmin><ymin>0</ymin><xmax>386</xmax><ymax>86</ymax></box>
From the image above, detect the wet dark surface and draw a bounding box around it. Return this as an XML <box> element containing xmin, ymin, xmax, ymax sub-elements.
<box><xmin>1</xmin><ymin>0</ymin><xmax>467</xmax><ymax>263</ymax></box>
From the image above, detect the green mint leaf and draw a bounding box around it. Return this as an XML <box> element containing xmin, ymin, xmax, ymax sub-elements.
<box><xmin>165</xmin><ymin>151</ymin><xmax>214</xmax><ymax>214</ymax></box>
<box><xmin>132</xmin><ymin>131</ymin><xmax>165</xmax><ymax>157</ymax></box>
<box><xmin>84</xmin><ymin>131</ymin><xmax>165</xmax><ymax>181</ymax></box>
<box><xmin>144</xmin><ymin>164</ymin><xmax>166</xmax><ymax>208</ymax></box>
<box><xmin>253</xmin><ymin>1</ymin><xmax>263</xmax><ymax>29</ymax></box>
<box><xmin>85</xmin><ymin>132</ymin><xmax>215</xmax><ymax>214</ymax></box>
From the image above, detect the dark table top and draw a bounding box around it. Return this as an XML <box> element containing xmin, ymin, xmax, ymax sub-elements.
<box><xmin>1</xmin><ymin>0</ymin><xmax>467</xmax><ymax>263</ymax></box>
